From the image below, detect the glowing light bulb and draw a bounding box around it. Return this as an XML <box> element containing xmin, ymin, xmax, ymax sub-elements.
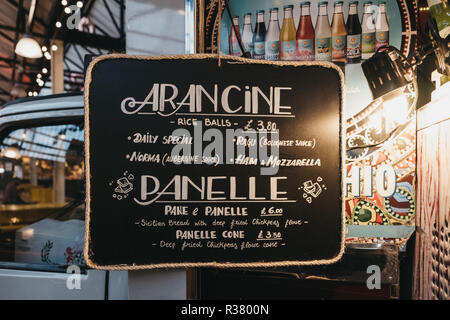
<box><xmin>2</xmin><ymin>147</ymin><xmax>21</xmax><ymax>159</ymax></box>
<box><xmin>15</xmin><ymin>35</ymin><xmax>43</xmax><ymax>58</ymax></box>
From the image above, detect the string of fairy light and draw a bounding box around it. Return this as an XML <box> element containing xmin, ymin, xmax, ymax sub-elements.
<box><xmin>28</xmin><ymin>0</ymin><xmax>84</xmax><ymax>97</ymax></box>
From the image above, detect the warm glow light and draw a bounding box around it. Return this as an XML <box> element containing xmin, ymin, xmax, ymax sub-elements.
<box><xmin>51</xmin><ymin>44</ymin><xmax>58</xmax><ymax>51</ymax></box>
<box><xmin>44</xmin><ymin>52</ymin><xmax>52</xmax><ymax>60</ymax></box>
<box><xmin>33</xmin><ymin>91</ymin><xmax>38</xmax><ymax>96</ymax></box>
<box><xmin>10</xmin><ymin>217</ymin><xmax>20</xmax><ymax>224</ymax></box>
<box><xmin>366</xmin><ymin>85</ymin><xmax>415</xmax><ymax>134</ymax></box>
<box><xmin>61</xmin><ymin>0</ymin><xmax>68</xmax><ymax>5</ymax></box>
<box><xmin>41</xmin><ymin>46</ymin><xmax>47</xmax><ymax>52</ymax></box>
<box><xmin>2</xmin><ymin>147</ymin><xmax>21</xmax><ymax>159</ymax></box>
<box><xmin>64</xmin><ymin>7</ymin><xmax>72</xmax><ymax>14</ymax></box>
<box><xmin>15</xmin><ymin>35</ymin><xmax>43</xmax><ymax>59</ymax></box>
<box><xmin>42</xmin><ymin>67</ymin><xmax>48</xmax><ymax>74</ymax></box>
<box><xmin>77</xmin><ymin>1</ymin><xmax>83</xmax><ymax>8</ymax></box>
<box><xmin>56</xmin><ymin>21</ymin><xmax>62</xmax><ymax>28</ymax></box>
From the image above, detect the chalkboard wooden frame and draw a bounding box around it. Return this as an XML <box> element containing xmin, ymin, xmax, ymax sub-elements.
<box><xmin>84</xmin><ymin>54</ymin><xmax>346</xmax><ymax>270</ymax></box>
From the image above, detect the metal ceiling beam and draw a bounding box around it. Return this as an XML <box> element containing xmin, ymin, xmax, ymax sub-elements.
<box><xmin>0</xmin><ymin>57</ymin><xmax>41</xmax><ymax>68</ymax></box>
<box><xmin>120</xmin><ymin>0</ymin><xmax>125</xmax><ymax>39</ymax></box>
<box><xmin>84</xmin><ymin>0</ymin><xmax>98</xmax><ymax>17</ymax></box>
<box><xmin>102</xmin><ymin>0</ymin><xmax>121</xmax><ymax>36</ymax></box>
<box><xmin>11</xmin><ymin>0</ymin><xmax>24</xmax><ymax>92</ymax></box>
<box><xmin>0</xmin><ymin>88</ymin><xmax>10</xmax><ymax>95</ymax></box>
<box><xmin>6</xmin><ymin>0</ymin><xmax>48</xmax><ymax>29</ymax></box>
<box><xmin>0</xmin><ymin>71</ymin><xmax>32</xmax><ymax>86</ymax></box>
<box><xmin>0</xmin><ymin>30</ymin><xmax>14</xmax><ymax>43</ymax></box>
<box><xmin>64</xmin><ymin>55</ymin><xmax>84</xmax><ymax>72</ymax></box>
<box><xmin>0</xmin><ymin>78</ymin><xmax>33</xmax><ymax>86</ymax></box>
<box><xmin>57</xmin><ymin>30</ymin><xmax>125</xmax><ymax>51</ymax></box>
<box><xmin>32</xmin><ymin>0</ymin><xmax>63</xmax><ymax>97</ymax></box>
<box><xmin>0</xmin><ymin>0</ymin><xmax>126</xmax><ymax>104</ymax></box>
<box><xmin>0</xmin><ymin>23</ymin><xmax>46</xmax><ymax>39</ymax></box>
<box><xmin>0</xmin><ymin>11</ymin><xmax>125</xmax><ymax>51</ymax></box>
<box><xmin>72</xmin><ymin>44</ymin><xmax>85</xmax><ymax>67</ymax></box>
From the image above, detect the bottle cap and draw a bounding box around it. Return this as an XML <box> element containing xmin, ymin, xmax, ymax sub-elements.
<box><xmin>256</xmin><ymin>9</ymin><xmax>265</xmax><ymax>13</ymax></box>
<box><xmin>349</xmin><ymin>0</ymin><xmax>359</xmax><ymax>4</ymax></box>
<box><xmin>283</xmin><ymin>4</ymin><xmax>294</xmax><ymax>9</ymax></box>
<box><xmin>334</xmin><ymin>1</ymin><xmax>344</xmax><ymax>5</ymax></box>
<box><xmin>269</xmin><ymin>7</ymin><xmax>279</xmax><ymax>11</ymax></box>
<box><xmin>300</xmin><ymin>1</ymin><xmax>311</xmax><ymax>6</ymax></box>
<box><xmin>318</xmin><ymin>1</ymin><xmax>328</xmax><ymax>6</ymax></box>
<box><xmin>363</xmin><ymin>1</ymin><xmax>372</xmax><ymax>5</ymax></box>
<box><xmin>244</xmin><ymin>12</ymin><xmax>252</xmax><ymax>16</ymax></box>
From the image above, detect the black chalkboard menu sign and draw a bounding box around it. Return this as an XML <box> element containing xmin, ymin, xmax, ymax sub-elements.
<box><xmin>85</xmin><ymin>54</ymin><xmax>345</xmax><ymax>269</ymax></box>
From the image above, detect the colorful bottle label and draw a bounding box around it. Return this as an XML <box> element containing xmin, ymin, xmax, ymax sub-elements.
<box><xmin>281</xmin><ymin>41</ymin><xmax>296</xmax><ymax>60</ymax></box>
<box><xmin>332</xmin><ymin>35</ymin><xmax>346</xmax><ymax>59</ymax></box>
<box><xmin>231</xmin><ymin>42</ymin><xmax>241</xmax><ymax>55</ymax></box>
<box><xmin>265</xmin><ymin>41</ymin><xmax>280</xmax><ymax>60</ymax></box>
<box><xmin>253</xmin><ymin>41</ymin><xmax>265</xmax><ymax>59</ymax></box>
<box><xmin>347</xmin><ymin>34</ymin><xmax>361</xmax><ymax>59</ymax></box>
<box><xmin>362</xmin><ymin>32</ymin><xmax>375</xmax><ymax>54</ymax></box>
<box><xmin>315</xmin><ymin>37</ymin><xmax>331</xmax><ymax>61</ymax></box>
<box><xmin>297</xmin><ymin>39</ymin><xmax>314</xmax><ymax>61</ymax></box>
<box><xmin>244</xmin><ymin>42</ymin><xmax>254</xmax><ymax>53</ymax></box>
<box><xmin>376</xmin><ymin>31</ymin><xmax>389</xmax><ymax>49</ymax></box>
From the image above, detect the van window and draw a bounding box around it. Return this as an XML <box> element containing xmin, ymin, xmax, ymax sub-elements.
<box><xmin>0</xmin><ymin>123</ymin><xmax>85</xmax><ymax>268</ymax></box>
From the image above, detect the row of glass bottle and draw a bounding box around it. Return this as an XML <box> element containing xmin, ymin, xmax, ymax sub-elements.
<box><xmin>228</xmin><ymin>1</ymin><xmax>390</xmax><ymax>63</ymax></box>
